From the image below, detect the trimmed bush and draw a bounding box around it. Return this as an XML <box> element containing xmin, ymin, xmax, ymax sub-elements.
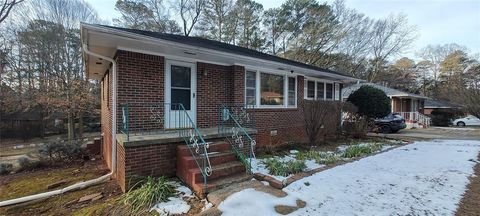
<box><xmin>264</xmin><ymin>159</ymin><xmax>307</xmax><ymax>177</ymax></box>
<box><xmin>121</xmin><ymin>176</ymin><xmax>175</xmax><ymax>214</ymax></box>
<box><xmin>0</xmin><ymin>163</ymin><xmax>13</xmax><ymax>175</ymax></box>
<box><xmin>347</xmin><ymin>85</ymin><xmax>390</xmax><ymax>119</ymax></box>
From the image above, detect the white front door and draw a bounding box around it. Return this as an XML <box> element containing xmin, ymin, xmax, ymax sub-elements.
<box><xmin>165</xmin><ymin>60</ymin><xmax>196</xmax><ymax>129</ymax></box>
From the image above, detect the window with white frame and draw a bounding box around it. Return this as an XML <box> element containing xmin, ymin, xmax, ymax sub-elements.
<box><xmin>245</xmin><ymin>69</ymin><xmax>297</xmax><ymax>108</ymax></box>
<box><xmin>316</xmin><ymin>82</ymin><xmax>325</xmax><ymax>100</ymax></box>
<box><xmin>306</xmin><ymin>81</ymin><xmax>315</xmax><ymax>99</ymax></box>
<box><xmin>288</xmin><ymin>77</ymin><xmax>296</xmax><ymax>106</ymax></box>
<box><xmin>245</xmin><ymin>70</ymin><xmax>256</xmax><ymax>105</ymax></box>
<box><xmin>304</xmin><ymin>79</ymin><xmax>339</xmax><ymax>101</ymax></box>
<box><xmin>326</xmin><ymin>83</ymin><xmax>333</xmax><ymax>100</ymax></box>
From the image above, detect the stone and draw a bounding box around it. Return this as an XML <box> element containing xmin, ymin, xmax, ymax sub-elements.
<box><xmin>47</xmin><ymin>180</ymin><xmax>70</xmax><ymax>189</ymax></box>
<box><xmin>78</xmin><ymin>192</ymin><xmax>102</xmax><ymax>203</ymax></box>
<box><xmin>253</xmin><ymin>173</ymin><xmax>267</xmax><ymax>181</ymax></box>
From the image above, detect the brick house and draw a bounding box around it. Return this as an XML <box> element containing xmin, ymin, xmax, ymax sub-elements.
<box><xmin>342</xmin><ymin>82</ymin><xmax>431</xmax><ymax>128</ymax></box>
<box><xmin>81</xmin><ymin>23</ymin><xmax>357</xmax><ymax>195</ymax></box>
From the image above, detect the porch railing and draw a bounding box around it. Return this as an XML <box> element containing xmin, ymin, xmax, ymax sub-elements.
<box><xmin>218</xmin><ymin>104</ymin><xmax>256</xmax><ymax>173</ymax></box>
<box><xmin>120</xmin><ymin>102</ymin><xmax>212</xmax><ymax>185</ymax></box>
<box><xmin>398</xmin><ymin>111</ymin><xmax>431</xmax><ymax>127</ymax></box>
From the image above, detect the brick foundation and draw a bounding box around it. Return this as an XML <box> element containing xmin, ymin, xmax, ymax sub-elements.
<box><xmin>116</xmin><ymin>141</ymin><xmax>179</xmax><ymax>192</ymax></box>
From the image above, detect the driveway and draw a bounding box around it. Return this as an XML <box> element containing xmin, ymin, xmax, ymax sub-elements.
<box><xmin>218</xmin><ymin>140</ymin><xmax>480</xmax><ymax>215</ymax></box>
<box><xmin>370</xmin><ymin>126</ymin><xmax>480</xmax><ymax>140</ymax></box>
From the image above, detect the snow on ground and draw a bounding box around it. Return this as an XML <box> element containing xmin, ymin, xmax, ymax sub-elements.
<box><xmin>151</xmin><ymin>182</ymin><xmax>213</xmax><ymax>215</ymax></box>
<box><xmin>220</xmin><ymin>140</ymin><xmax>480</xmax><ymax>216</ymax></box>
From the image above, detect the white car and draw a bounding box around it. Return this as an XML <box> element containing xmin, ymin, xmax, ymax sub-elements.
<box><xmin>453</xmin><ymin>115</ymin><xmax>480</xmax><ymax>126</ymax></box>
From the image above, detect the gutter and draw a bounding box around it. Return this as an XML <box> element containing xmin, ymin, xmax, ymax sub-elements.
<box><xmin>0</xmin><ymin>44</ymin><xmax>118</xmax><ymax>207</ymax></box>
<box><xmin>80</xmin><ymin>23</ymin><xmax>359</xmax><ymax>82</ymax></box>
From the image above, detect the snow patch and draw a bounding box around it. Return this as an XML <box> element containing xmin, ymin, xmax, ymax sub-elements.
<box><xmin>218</xmin><ymin>188</ymin><xmax>298</xmax><ymax>216</ymax></box>
<box><xmin>151</xmin><ymin>197</ymin><xmax>191</xmax><ymax>216</ymax></box>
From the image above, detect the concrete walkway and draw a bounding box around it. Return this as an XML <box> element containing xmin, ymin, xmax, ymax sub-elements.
<box><xmin>369</xmin><ymin>126</ymin><xmax>480</xmax><ymax>140</ymax></box>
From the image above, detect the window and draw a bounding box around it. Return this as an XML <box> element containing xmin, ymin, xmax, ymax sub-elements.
<box><xmin>171</xmin><ymin>65</ymin><xmax>192</xmax><ymax>110</ymax></box>
<box><xmin>261</xmin><ymin>73</ymin><xmax>284</xmax><ymax>105</ymax></box>
<box><xmin>335</xmin><ymin>83</ymin><xmax>340</xmax><ymax>100</ymax></box>
<box><xmin>307</xmin><ymin>81</ymin><xmax>315</xmax><ymax>99</ymax></box>
<box><xmin>316</xmin><ymin>82</ymin><xmax>324</xmax><ymax>100</ymax></box>
<box><xmin>245</xmin><ymin>71</ymin><xmax>256</xmax><ymax>105</ymax></box>
<box><xmin>288</xmin><ymin>77</ymin><xmax>296</xmax><ymax>106</ymax></box>
<box><xmin>245</xmin><ymin>70</ymin><xmax>297</xmax><ymax>108</ymax></box>
<box><xmin>326</xmin><ymin>83</ymin><xmax>333</xmax><ymax>100</ymax></box>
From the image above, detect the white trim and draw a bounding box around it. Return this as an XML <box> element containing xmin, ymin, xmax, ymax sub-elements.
<box><xmin>244</xmin><ymin>68</ymin><xmax>298</xmax><ymax>109</ymax></box>
<box><xmin>165</xmin><ymin>60</ymin><xmax>197</xmax><ymax>128</ymax></box>
<box><xmin>118</xmin><ymin>46</ymin><xmax>231</xmax><ymax>66</ymax></box>
<box><xmin>82</xmin><ymin>23</ymin><xmax>358</xmax><ymax>82</ymax></box>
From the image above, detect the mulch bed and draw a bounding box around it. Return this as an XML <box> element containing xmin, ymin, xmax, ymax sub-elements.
<box><xmin>455</xmin><ymin>153</ymin><xmax>480</xmax><ymax>216</ymax></box>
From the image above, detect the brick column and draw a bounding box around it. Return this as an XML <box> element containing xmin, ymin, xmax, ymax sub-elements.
<box><xmin>232</xmin><ymin>65</ymin><xmax>245</xmax><ymax>105</ymax></box>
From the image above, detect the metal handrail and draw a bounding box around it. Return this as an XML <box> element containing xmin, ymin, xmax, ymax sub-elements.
<box><xmin>177</xmin><ymin>104</ymin><xmax>212</xmax><ymax>183</ymax></box>
<box><xmin>219</xmin><ymin>105</ymin><xmax>256</xmax><ymax>173</ymax></box>
<box><xmin>119</xmin><ymin>102</ymin><xmax>212</xmax><ymax>186</ymax></box>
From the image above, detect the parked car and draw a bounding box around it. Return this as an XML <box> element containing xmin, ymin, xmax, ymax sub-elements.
<box><xmin>452</xmin><ymin>115</ymin><xmax>480</xmax><ymax>126</ymax></box>
<box><xmin>374</xmin><ymin>113</ymin><xmax>407</xmax><ymax>133</ymax></box>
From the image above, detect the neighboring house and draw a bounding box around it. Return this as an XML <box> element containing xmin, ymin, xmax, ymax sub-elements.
<box><xmin>422</xmin><ymin>99</ymin><xmax>459</xmax><ymax>115</ymax></box>
<box><xmin>81</xmin><ymin>23</ymin><xmax>357</xmax><ymax>194</ymax></box>
<box><xmin>342</xmin><ymin>82</ymin><xmax>431</xmax><ymax>128</ymax></box>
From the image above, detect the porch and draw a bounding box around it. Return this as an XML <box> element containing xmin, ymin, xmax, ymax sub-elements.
<box><xmin>390</xmin><ymin>96</ymin><xmax>431</xmax><ymax>128</ymax></box>
<box><xmin>114</xmin><ymin>102</ymin><xmax>258</xmax><ymax>195</ymax></box>
<box><xmin>116</xmin><ymin>126</ymin><xmax>257</xmax><ymax>147</ymax></box>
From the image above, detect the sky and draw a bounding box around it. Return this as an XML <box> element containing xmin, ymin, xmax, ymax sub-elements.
<box><xmin>85</xmin><ymin>0</ymin><xmax>480</xmax><ymax>58</ymax></box>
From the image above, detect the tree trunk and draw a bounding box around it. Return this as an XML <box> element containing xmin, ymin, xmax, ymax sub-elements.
<box><xmin>67</xmin><ymin>111</ymin><xmax>74</xmax><ymax>142</ymax></box>
<box><xmin>78</xmin><ymin>112</ymin><xmax>83</xmax><ymax>138</ymax></box>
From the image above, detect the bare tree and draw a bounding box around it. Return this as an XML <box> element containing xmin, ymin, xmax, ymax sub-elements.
<box><xmin>368</xmin><ymin>14</ymin><xmax>418</xmax><ymax>82</ymax></box>
<box><xmin>303</xmin><ymin>100</ymin><xmax>344</xmax><ymax>145</ymax></box>
<box><xmin>173</xmin><ymin>0</ymin><xmax>204</xmax><ymax>36</ymax></box>
<box><xmin>0</xmin><ymin>0</ymin><xmax>23</xmax><ymax>24</ymax></box>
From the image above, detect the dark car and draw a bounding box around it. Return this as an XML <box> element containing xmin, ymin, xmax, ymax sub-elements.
<box><xmin>374</xmin><ymin>113</ymin><xmax>407</xmax><ymax>133</ymax></box>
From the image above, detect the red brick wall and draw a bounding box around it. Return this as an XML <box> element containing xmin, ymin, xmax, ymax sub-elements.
<box><xmin>101</xmin><ymin>69</ymin><xmax>113</xmax><ymax>170</ymax></box>
<box><xmin>116</xmin><ymin>141</ymin><xmax>178</xmax><ymax>192</ymax></box>
<box><xmin>196</xmin><ymin>62</ymin><xmax>235</xmax><ymax>128</ymax></box>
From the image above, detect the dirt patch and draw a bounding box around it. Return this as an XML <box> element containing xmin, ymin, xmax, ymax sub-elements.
<box><xmin>455</xmin><ymin>153</ymin><xmax>480</xmax><ymax>216</ymax></box>
<box><xmin>274</xmin><ymin>199</ymin><xmax>306</xmax><ymax>215</ymax></box>
<box><xmin>0</xmin><ymin>159</ymin><xmax>121</xmax><ymax>216</ymax></box>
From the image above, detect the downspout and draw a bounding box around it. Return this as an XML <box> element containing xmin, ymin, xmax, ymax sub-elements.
<box><xmin>0</xmin><ymin>44</ymin><xmax>117</xmax><ymax>207</ymax></box>
<box><xmin>82</xmin><ymin>44</ymin><xmax>118</xmax><ymax>175</ymax></box>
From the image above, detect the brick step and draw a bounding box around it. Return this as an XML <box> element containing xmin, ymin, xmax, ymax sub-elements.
<box><xmin>192</xmin><ymin>161</ymin><xmax>246</xmax><ymax>183</ymax></box>
<box><xmin>192</xmin><ymin>173</ymin><xmax>252</xmax><ymax>196</ymax></box>
<box><xmin>176</xmin><ymin>141</ymin><xmax>230</xmax><ymax>157</ymax></box>
<box><xmin>177</xmin><ymin>152</ymin><xmax>237</xmax><ymax>170</ymax></box>
<box><xmin>179</xmin><ymin>161</ymin><xmax>246</xmax><ymax>187</ymax></box>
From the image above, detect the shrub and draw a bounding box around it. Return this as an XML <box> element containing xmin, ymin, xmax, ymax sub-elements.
<box><xmin>341</xmin><ymin>143</ymin><xmax>383</xmax><ymax>158</ymax></box>
<box><xmin>296</xmin><ymin>151</ymin><xmax>340</xmax><ymax>165</ymax></box>
<box><xmin>122</xmin><ymin>176</ymin><xmax>175</xmax><ymax>214</ymax></box>
<box><xmin>39</xmin><ymin>139</ymin><xmax>87</xmax><ymax>163</ymax></box>
<box><xmin>17</xmin><ymin>157</ymin><xmax>46</xmax><ymax>172</ymax></box>
<box><xmin>430</xmin><ymin>109</ymin><xmax>462</xmax><ymax>126</ymax></box>
<box><xmin>0</xmin><ymin>163</ymin><xmax>13</xmax><ymax>175</ymax></box>
<box><xmin>343</xmin><ymin>115</ymin><xmax>369</xmax><ymax>138</ymax></box>
<box><xmin>264</xmin><ymin>159</ymin><xmax>307</xmax><ymax>177</ymax></box>
<box><xmin>347</xmin><ymin>85</ymin><xmax>390</xmax><ymax>119</ymax></box>
<box><xmin>303</xmin><ymin>100</ymin><xmax>345</xmax><ymax>146</ymax></box>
